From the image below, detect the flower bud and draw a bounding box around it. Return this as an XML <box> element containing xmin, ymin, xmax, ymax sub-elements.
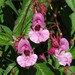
<box><xmin>39</xmin><ymin>54</ymin><xmax>45</xmax><ymax>59</ymax></box>
<box><xmin>71</xmin><ymin>73</ymin><xmax>75</xmax><ymax>75</ymax></box>
<box><xmin>14</xmin><ymin>41</ymin><xmax>19</xmax><ymax>51</ymax></box>
<box><xmin>52</xmin><ymin>37</ymin><xmax>59</xmax><ymax>48</ymax></box>
<box><xmin>48</xmin><ymin>47</ymin><xmax>57</xmax><ymax>55</ymax></box>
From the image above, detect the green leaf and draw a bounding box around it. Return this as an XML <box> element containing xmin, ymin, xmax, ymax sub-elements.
<box><xmin>34</xmin><ymin>63</ymin><xmax>54</xmax><ymax>75</ymax></box>
<box><xmin>5</xmin><ymin>0</ymin><xmax>18</xmax><ymax>15</ymax></box>
<box><xmin>4</xmin><ymin>62</ymin><xmax>16</xmax><ymax>75</ymax></box>
<box><xmin>0</xmin><ymin>0</ymin><xmax>5</xmax><ymax>7</ymax></box>
<box><xmin>0</xmin><ymin>25</ymin><xmax>12</xmax><ymax>35</ymax></box>
<box><xmin>0</xmin><ymin>32</ymin><xmax>11</xmax><ymax>45</ymax></box>
<box><xmin>0</xmin><ymin>68</ymin><xmax>3</xmax><ymax>75</ymax></box>
<box><xmin>66</xmin><ymin>0</ymin><xmax>75</xmax><ymax>12</ymax></box>
<box><xmin>70</xmin><ymin>47</ymin><xmax>75</xmax><ymax>59</ymax></box>
<box><xmin>11</xmin><ymin>67</ymin><xmax>19</xmax><ymax>75</ymax></box>
<box><xmin>55</xmin><ymin>59</ymin><xmax>60</xmax><ymax>69</ymax></box>
<box><xmin>47</xmin><ymin>55</ymin><xmax>52</xmax><ymax>65</ymax></box>
<box><xmin>66</xmin><ymin>66</ymin><xmax>75</xmax><ymax>75</ymax></box>
<box><xmin>69</xmin><ymin>13</ymin><xmax>75</xmax><ymax>35</ymax></box>
<box><xmin>13</xmin><ymin>0</ymin><xmax>32</xmax><ymax>36</ymax></box>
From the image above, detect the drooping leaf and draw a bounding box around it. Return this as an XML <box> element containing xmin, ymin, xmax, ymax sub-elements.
<box><xmin>34</xmin><ymin>63</ymin><xmax>54</xmax><ymax>75</ymax></box>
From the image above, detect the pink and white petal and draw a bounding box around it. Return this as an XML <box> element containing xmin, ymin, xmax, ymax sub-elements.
<box><xmin>32</xmin><ymin>20</ymin><xmax>44</xmax><ymax>28</ymax></box>
<box><xmin>33</xmin><ymin>13</ymin><xmax>44</xmax><ymax>22</ymax></box>
<box><xmin>40</xmin><ymin>29</ymin><xmax>49</xmax><ymax>42</ymax></box>
<box><xmin>29</xmin><ymin>29</ymin><xmax>49</xmax><ymax>43</ymax></box>
<box><xmin>60</xmin><ymin>38</ymin><xmax>69</xmax><ymax>51</ymax></box>
<box><xmin>17</xmin><ymin>54</ymin><xmax>38</xmax><ymax>68</ymax></box>
<box><xmin>29</xmin><ymin>31</ymin><xmax>39</xmax><ymax>43</ymax></box>
<box><xmin>58</xmin><ymin>56</ymin><xmax>67</xmax><ymax>66</ymax></box>
<box><xmin>18</xmin><ymin>46</ymin><xmax>25</xmax><ymax>54</ymax></box>
<box><xmin>18</xmin><ymin>39</ymin><xmax>33</xmax><ymax>54</ymax></box>
<box><xmin>25</xmin><ymin>54</ymin><xmax>38</xmax><ymax>67</ymax></box>
<box><xmin>64</xmin><ymin>52</ymin><xmax>72</xmax><ymax>66</ymax></box>
<box><xmin>17</xmin><ymin>55</ymin><xmax>26</xmax><ymax>68</ymax></box>
<box><xmin>57</xmin><ymin>52</ymin><xmax>72</xmax><ymax>66</ymax></box>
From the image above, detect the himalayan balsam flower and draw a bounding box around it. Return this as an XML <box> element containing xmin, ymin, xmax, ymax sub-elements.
<box><xmin>29</xmin><ymin>13</ymin><xmax>49</xmax><ymax>43</ymax></box>
<box><xmin>48</xmin><ymin>38</ymin><xmax>72</xmax><ymax>66</ymax></box>
<box><xmin>48</xmin><ymin>38</ymin><xmax>69</xmax><ymax>55</ymax></box>
<box><xmin>17</xmin><ymin>39</ymin><xmax>38</xmax><ymax>68</ymax></box>
<box><xmin>55</xmin><ymin>51</ymin><xmax>72</xmax><ymax>66</ymax></box>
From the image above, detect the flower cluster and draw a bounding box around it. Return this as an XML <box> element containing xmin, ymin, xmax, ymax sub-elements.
<box><xmin>14</xmin><ymin>0</ymin><xmax>72</xmax><ymax>68</ymax></box>
<box><xmin>48</xmin><ymin>37</ymin><xmax>72</xmax><ymax>66</ymax></box>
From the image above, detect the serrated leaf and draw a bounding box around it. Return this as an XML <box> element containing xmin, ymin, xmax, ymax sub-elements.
<box><xmin>34</xmin><ymin>63</ymin><xmax>54</xmax><ymax>75</ymax></box>
<box><xmin>0</xmin><ymin>32</ymin><xmax>11</xmax><ymax>45</ymax></box>
<box><xmin>5</xmin><ymin>0</ymin><xmax>18</xmax><ymax>15</ymax></box>
<box><xmin>4</xmin><ymin>62</ymin><xmax>16</xmax><ymax>75</ymax></box>
<box><xmin>13</xmin><ymin>0</ymin><xmax>32</xmax><ymax>36</ymax></box>
<box><xmin>66</xmin><ymin>0</ymin><xmax>75</xmax><ymax>12</ymax></box>
<box><xmin>0</xmin><ymin>25</ymin><xmax>12</xmax><ymax>35</ymax></box>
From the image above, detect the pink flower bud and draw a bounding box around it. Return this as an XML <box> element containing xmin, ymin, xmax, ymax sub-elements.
<box><xmin>39</xmin><ymin>54</ymin><xmax>45</xmax><ymax>59</ymax></box>
<box><xmin>71</xmin><ymin>73</ymin><xmax>75</xmax><ymax>75</ymax></box>
<box><xmin>40</xmin><ymin>5</ymin><xmax>47</xmax><ymax>15</ymax></box>
<box><xmin>48</xmin><ymin>47</ymin><xmax>57</xmax><ymax>55</ymax></box>
<box><xmin>52</xmin><ymin>37</ymin><xmax>59</xmax><ymax>48</ymax></box>
<box><xmin>14</xmin><ymin>41</ymin><xmax>19</xmax><ymax>51</ymax></box>
<box><xmin>70</xmin><ymin>39</ymin><xmax>74</xmax><ymax>45</ymax></box>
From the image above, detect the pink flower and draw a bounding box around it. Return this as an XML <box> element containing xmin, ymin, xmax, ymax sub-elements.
<box><xmin>17</xmin><ymin>39</ymin><xmax>38</xmax><ymax>67</ymax></box>
<box><xmin>18</xmin><ymin>39</ymin><xmax>32</xmax><ymax>54</ymax></box>
<box><xmin>56</xmin><ymin>51</ymin><xmax>72</xmax><ymax>66</ymax></box>
<box><xmin>39</xmin><ymin>54</ymin><xmax>45</xmax><ymax>59</ymax></box>
<box><xmin>59</xmin><ymin>38</ymin><xmax>69</xmax><ymax>51</ymax></box>
<box><xmin>48</xmin><ymin>37</ymin><xmax>72</xmax><ymax>66</ymax></box>
<box><xmin>29</xmin><ymin>13</ymin><xmax>49</xmax><ymax>43</ymax></box>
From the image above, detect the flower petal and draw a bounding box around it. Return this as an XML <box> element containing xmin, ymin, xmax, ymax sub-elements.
<box><xmin>29</xmin><ymin>29</ymin><xmax>49</xmax><ymax>43</ymax></box>
<box><xmin>60</xmin><ymin>38</ymin><xmax>69</xmax><ymax>51</ymax></box>
<box><xmin>33</xmin><ymin>13</ymin><xmax>44</xmax><ymax>23</ymax></box>
<box><xmin>18</xmin><ymin>39</ymin><xmax>32</xmax><ymax>54</ymax></box>
<box><xmin>17</xmin><ymin>54</ymin><xmax>38</xmax><ymax>68</ymax></box>
<box><xmin>57</xmin><ymin>52</ymin><xmax>72</xmax><ymax>66</ymax></box>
